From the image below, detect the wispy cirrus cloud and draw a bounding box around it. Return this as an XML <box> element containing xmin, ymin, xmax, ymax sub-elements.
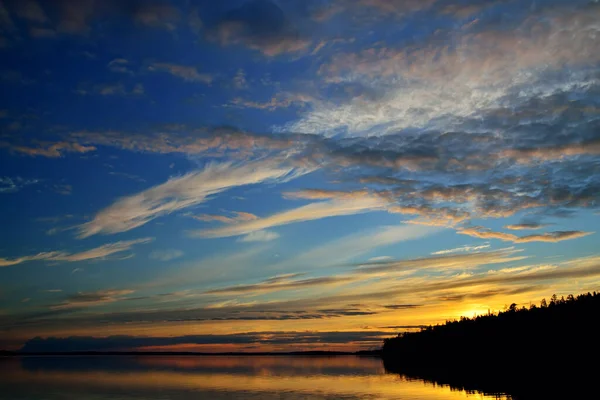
<box><xmin>290</xmin><ymin>2</ymin><xmax>599</xmax><ymax>137</ymax></box>
<box><xmin>504</xmin><ymin>223</ymin><xmax>551</xmax><ymax>231</ymax></box>
<box><xmin>354</xmin><ymin>248</ymin><xmax>525</xmax><ymax>275</ymax></box>
<box><xmin>107</xmin><ymin>58</ymin><xmax>132</xmax><ymax>74</ymax></box>
<box><xmin>78</xmin><ymin>160</ymin><xmax>308</xmax><ymax>238</ymax></box>
<box><xmin>149</xmin><ymin>249</ymin><xmax>184</xmax><ymax>262</ymax></box>
<box><xmin>283</xmin><ymin>223</ymin><xmax>439</xmax><ymax>268</ymax></box>
<box><xmin>0</xmin><ymin>238</ymin><xmax>153</xmax><ymax>267</ymax></box>
<box><xmin>12</xmin><ymin>0</ymin><xmax>48</xmax><ymax>23</ymax></box>
<box><xmin>51</xmin><ymin>289</ymin><xmax>135</xmax><ymax>310</ymax></box>
<box><xmin>0</xmin><ymin>176</ymin><xmax>39</xmax><ymax>193</ymax></box>
<box><xmin>229</xmin><ymin>93</ymin><xmax>313</xmax><ymax>111</ymax></box>
<box><xmin>191</xmin><ymin>190</ymin><xmax>388</xmax><ymax>239</ymax></box>
<box><xmin>148</xmin><ymin>62</ymin><xmax>213</xmax><ymax>84</ymax></box>
<box><xmin>133</xmin><ymin>3</ymin><xmax>180</xmax><ymax>31</ymax></box>
<box><xmin>193</xmin><ymin>211</ymin><xmax>258</xmax><ymax>224</ymax></box>
<box><xmin>204</xmin><ymin>273</ymin><xmax>352</xmax><ymax>296</ymax></box>
<box><xmin>431</xmin><ymin>243</ymin><xmax>490</xmax><ymax>255</ymax></box>
<box><xmin>458</xmin><ymin>226</ymin><xmax>594</xmax><ymax>244</ymax></box>
<box><xmin>0</xmin><ymin>141</ymin><xmax>96</xmax><ymax>157</ymax></box>
<box><xmin>238</xmin><ymin>230</ymin><xmax>280</xmax><ymax>242</ymax></box>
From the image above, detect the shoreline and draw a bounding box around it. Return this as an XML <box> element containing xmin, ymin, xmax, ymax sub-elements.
<box><xmin>1</xmin><ymin>350</ymin><xmax>382</xmax><ymax>357</ymax></box>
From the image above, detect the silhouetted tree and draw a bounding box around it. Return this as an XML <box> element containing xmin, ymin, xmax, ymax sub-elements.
<box><xmin>382</xmin><ymin>290</ymin><xmax>600</xmax><ymax>399</ymax></box>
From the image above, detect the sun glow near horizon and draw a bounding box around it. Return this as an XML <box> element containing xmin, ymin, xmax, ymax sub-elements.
<box><xmin>1</xmin><ymin>0</ymin><xmax>599</xmax><ymax>353</ymax></box>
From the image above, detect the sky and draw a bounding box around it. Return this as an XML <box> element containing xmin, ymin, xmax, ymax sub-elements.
<box><xmin>0</xmin><ymin>0</ymin><xmax>599</xmax><ymax>352</ymax></box>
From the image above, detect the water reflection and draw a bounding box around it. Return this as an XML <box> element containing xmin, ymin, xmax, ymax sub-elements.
<box><xmin>0</xmin><ymin>356</ymin><xmax>509</xmax><ymax>399</ymax></box>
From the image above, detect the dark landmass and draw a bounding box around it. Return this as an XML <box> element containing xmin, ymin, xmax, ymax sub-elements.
<box><xmin>1</xmin><ymin>350</ymin><xmax>380</xmax><ymax>357</ymax></box>
<box><xmin>382</xmin><ymin>291</ymin><xmax>600</xmax><ymax>399</ymax></box>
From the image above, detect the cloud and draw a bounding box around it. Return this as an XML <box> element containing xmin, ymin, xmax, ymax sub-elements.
<box><xmin>20</xmin><ymin>331</ymin><xmax>389</xmax><ymax>352</ymax></box>
<box><xmin>8</xmin><ymin>254</ymin><xmax>600</xmax><ymax>337</ymax></box>
<box><xmin>56</xmin><ymin>0</ymin><xmax>95</xmax><ymax>34</ymax></box>
<box><xmin>29</xmin><ymin>27</ymin><xmax>56</xmax><ymax>38</ymax></box>
<box><xmin>229</xmin><ymin>93</ymin><xmax>313</xmax><ymax>110</ymax></box>
<box><xmin>354</xmin><ymin>248</ymin><xmax>525</xmax><ymax>275</ymax></box>
<box><xmin>286</xmin><ymin>224</ymin><xmax>438</xmax><ymax>268</ymax></box>
<box><xmin>78</xmin><ymin>160</ymin><xmax>306</xmax><ymax>238</ymax></box>
<box><xmin>107</xmin><ymin>59</ymin><xmax>132</xmax><ymax>74</ymax></box>
<box><xmin>108</xmin><ymin>171</ymin><xmax>146</xmax><ymax>182</ymax></box>
<box><xmin>458</xmin><ymin>226</ymin><xmax>594</xmax><ymax>243</ymax></box>
<box><xmin>188</xmin><ymin>8</ymin><xmax>202</xmax><ymax>35</ymax></box>
<box><xmin>133</xmin><ymin>3</ymin><xmax>180</xmax><ymax>31</ymax></box>
<box><xmin>311</xmin><ymin>0</ymin><xmax>436</xmax><ymax>21</ymax></box>
<box><xmin>204</xmin><ymin>274</ymin><xmax>352</xmax><ymax>296</ymax></box>
<box><xmin>286</xmin><ymin>3</ymin><xmax>599</xmax><ymax>136</ymax></box>
<box><xmin>233</xmin><ymin>69</ymin><xmax>247</xmax><ymax>89</ymax></box>
<box><xmin>131</xmin><ymin>83</ymin><xmax>144</xmax><ymax>95</ymax></box>
<box><xmin>97</xmin><ymin>83</ymin><xmax>125</xmax><ymax>96</ymax></box>
<box><xmin>382</xmin><ymin>304</ymin><xmax>421</xmax><ymax>310</ymax></box>
<box><xmin>149</xmin><ymin>249</ymin><xmax>184</xmax><ymax>262</ymax></box>
<box><xmin>0</xmin><ymin>176</ymin><xmax>39</xmax><ymax>193</ymax></box>
<box><xmin>75</xmin><ymin>82</ymin><xmax>143</xmax><ymax>97</ymax></box>
<box><xmin>504</xmin><ymin>223</ymin><xmax>550</xmax><ymax>231</ymax></box>
<box><xmin>13</xmin><ymin>0</ymin><xmax>48</xmax><ymax>23</ymax></box>
<box><xmin>1</xmin><ymin>128</ymin><xmax>296</xmax><ymax>172</ymax></box>
<box><xmin>501</xmin><ymin>138</ymin><xmax>600</xmax><ymax>163</ymax></box>
<box><xmin>0</xmin><ymin>0</ymin><xmax>17</xmax><ymax>33</ymax></box>
<box><xmin>65</xmin><ymin>128</ymin><xmax>293</xmax><ymax>157</ymax></box>
<box><xmin>431</xmin><ymin>243</ymin><xmax>491</xmax><ymax>255</ymax></box>
<box><xmin>412</xmin><ymin>257</ymin><xmax>600</xmax><ymax>297</ymax></box>
<box><xmin>1</xmin><ymin>141</ymin><xmax>96</xmax><ymax>157</ymax></box>
<box><xmin>148</xmin><ymin>63</ymin><xmax>213</xmax><ymax>84</ymax></box>
<box><xmin>191</xmin><ymin>190</ymin><xmax>388</xmax><ymax>239</ymax></box>
<box><xmin>210</xmin><ymin>0</ymin><xmax>311</xmax><ymax>57</ymax></box>
<box><xmin>357</xmin><ymin>0</ymin><xmax>436</xmax><ymax>15</ymax></box>
<box><xmin>0</xmin><ymin>237</ymin><xmax>153</xmax><ymax>267</ymax></box>
<box><xmin>193</xmin><ymin>211</ymin><xmax>258</xmax><ymax>224</ymax></box>
<box><xmin>238</xmin><ymin>230</ymin><xmax>280</xmax><ymax>242</ymax></box>
<box><xmin>51</xmin><ymin>289</ymin><xmax>135</xmax><ymax>310</ymax></box>
<box><xmin>52</xmin><ymin>184</ymin><xmax>72</xmax><ymax>195</ymax></box>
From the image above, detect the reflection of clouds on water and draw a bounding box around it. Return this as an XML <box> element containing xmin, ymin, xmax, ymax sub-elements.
<box><xmin>0</xmin><ymin>356</ymin><xmax>507</xmax><ymax>399</ymax></box>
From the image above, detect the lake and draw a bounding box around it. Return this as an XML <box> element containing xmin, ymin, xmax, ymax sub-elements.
<box><xmin>0</xmin><ymin>355</ymin><xmax>510</xmax><ymax>399</ymax></box>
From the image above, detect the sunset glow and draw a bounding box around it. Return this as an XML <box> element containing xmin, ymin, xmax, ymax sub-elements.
<box><xmin>1</xmin><ymin>0</ymin><xmax>599</xmax><ymax>353</ymax></box>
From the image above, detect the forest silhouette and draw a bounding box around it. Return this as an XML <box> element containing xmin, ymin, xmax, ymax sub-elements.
<box><xmin>382</xmin><ymin>291</ymin><xmax>600</xmax><ymax>398</ymax></box>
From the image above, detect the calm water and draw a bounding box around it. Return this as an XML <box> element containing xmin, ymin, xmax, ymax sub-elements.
<box><xmin>0</xmin><ymin>356</ymin><xmax>509</xmax><ymax>399</ymax></box>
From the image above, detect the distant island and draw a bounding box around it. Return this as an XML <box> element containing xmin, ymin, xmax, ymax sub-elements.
<box><xmin>1</xmin><ymin>349</ymin><xmax>380</xmax><ymax>357</ymax></box>
<box><xmin>382</xmin><ymin>291</ymin><xmax>600</xmax><ymax>398</ymax></box>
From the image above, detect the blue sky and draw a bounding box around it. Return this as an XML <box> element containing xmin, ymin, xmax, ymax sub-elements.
<box><xmin>0</xmin><ymin>0</ymin><xmax>599</xmax><ymax>352</ymax></box>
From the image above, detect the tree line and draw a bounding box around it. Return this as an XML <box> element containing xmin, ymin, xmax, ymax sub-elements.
<box><xmin>382</xmin><ymin>291</ymin><xmax>600</xmax><ymax>398</ymax></box>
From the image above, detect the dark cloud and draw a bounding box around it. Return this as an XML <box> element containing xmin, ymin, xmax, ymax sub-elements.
<box><xmin>204</xmin><ymin>274</ymin><xmax>354</xmax><ymax>295</ymax></box>
<box><xmin>420</xmin><ymin>261</ymin><xmax>600</xmax><ymax>295</ymax></box>
<box><xmin>20</xmin><ymin>331</ymin><xmax>389</xmax><ymax>352</ymax></box>
<box><xmin>210</xmin><ymin>0</ymin><xmax>311</xmax><ymax>56</ymax></box>
<box><xmin>132</xmin><ymin>2</ymin><xmax>180</xmax><ymax>31</ymax></box>
<box><xmin>382</xmin><ymin>304</ymin><xmax>421</xmax><ymax>309</ymax></box>
<box><xmin>458</xmin><ymin>226</ymin><xmax>594</xmax><ymax>243</ymax></box>
<box><xmin>50</xmin><ymin>289</ymin><xmax>134</xmax><ymax>310</ymax></box>
<box><xmin>148</xmin><ymin>62</ymin><xmax>213</xmax><ymax>84</ymax></box>
<box><xmin>354</xmin><ymin>248</ymin><xmax>524</xmax><ymax>274</ymax></box>
<box><xmin>504</xmin><ymin>223</ymin><xmax>551</xmax><ymax>231</ymax></box>
<box><xmin>11</xmin><ymin>0</ymin><xmax>48</xmax><ymax>23</ymax></box>
<box><xmin>210</xmin><ymin>308</ymin><xmax>378</xmax><ymax>320</ymax></box>
<box><xmin>54</xmin><ymin>0</ymin><xmax>96</xmax><ymax>34</ymax></box>
<box><xmin>436</xmin><ymin>285</ymin><xmax>549</xmax><ymax>302</ymax></box>
<box><xmin>378</xmin><ymin>325</ymin><xmax>426</xmax><ymax>329</ymax></box>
